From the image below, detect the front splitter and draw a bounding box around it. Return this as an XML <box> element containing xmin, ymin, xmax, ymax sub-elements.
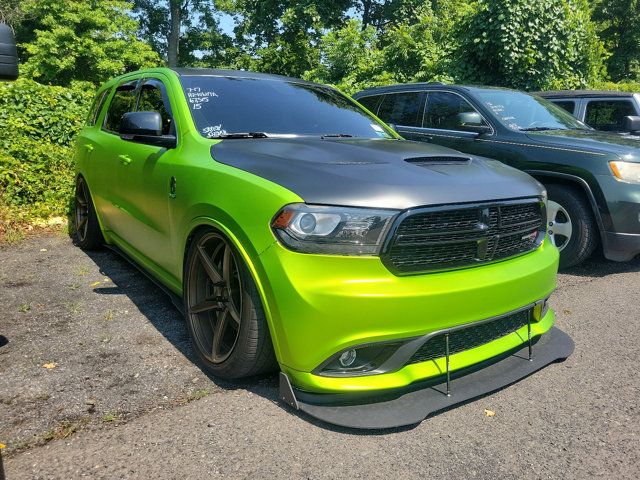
<box><xmin>279</xmin><ymin>327</ymin><xmax>574</xmax><ymax>429</ymax></box>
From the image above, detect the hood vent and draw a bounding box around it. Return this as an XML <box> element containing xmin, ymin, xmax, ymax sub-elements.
<box><xmin>405</xmin><ymin>156</ymin><xmax>472</xmax><ymax>166</ymax></box>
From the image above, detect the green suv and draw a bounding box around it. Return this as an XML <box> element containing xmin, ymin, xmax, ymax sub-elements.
<box><xmin>74</xmin><ymin>68</ymin><xmax>572</xmax><ymax>428</ymax></box>
<box><xmin>354</xmin><ymin>84</ymin><xmax>640</xmax><ymax>268</ymax></box>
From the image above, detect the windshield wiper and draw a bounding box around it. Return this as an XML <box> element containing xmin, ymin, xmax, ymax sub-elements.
<box><xmin>518</xmin><ymin>127</ymin><xmax>561</xmax><ymax>132</ymax></box>
<box><xmin>321</xmin><ymin>133</ymin><xmax>354</xmax><ymax>138</ymax></box>
<box><xmin>210</xmin><ymin>132</ymin><xmax>269</xmax><ymax>139</ymax></box>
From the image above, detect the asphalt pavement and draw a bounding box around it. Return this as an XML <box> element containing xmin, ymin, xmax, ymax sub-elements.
<box><xmin>1</xmin><ymin>235</ymin><xmax>638</xmax><ymax>479</ymax></box>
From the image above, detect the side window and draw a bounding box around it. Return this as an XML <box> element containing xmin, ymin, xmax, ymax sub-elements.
<box><xmin>86</xmin><ymin>89</ymin><xmax>109</xmax><ymax>126</ymax></box>
<box><xmin>138</xmin><ymin>79</ymin><xmax>174</xmax><ymax>135</ymax></box>
<box><xmin>103</xmin><ymin>81</ymin><xmax>138</xmax><ymax>133</ymax></box>
<box><xmin>423</xmin><ymin>92</ymin><xmax>487</xmax><ymax>130</ymax></box>
<box><xmin>357</xmin><ymin>95</ymin><xmax>383</xmax><ymax>114</ymax></box>
<box><xmin>377</xmin><ymin>92</ymin><xmax>424</xmax><ymax>127</ymax></box>
<box><xmin>585</xmin><ymin>100</ymin><xmax>636</xmax><ymax>131</ymax></box>
<box><xmin>552</xmin><ymin>100</ymin><xmax>576</xmax><ymax>115</ymax></box>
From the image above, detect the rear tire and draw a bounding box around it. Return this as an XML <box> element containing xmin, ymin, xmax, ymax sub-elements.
<box><xmin>74</xmin><ymin>176</ymin><xmax>104</xmax><ymax>250</ymax></box>
<box><xmin>546</xmin><ymin>184</ymin><xmax>598</xmax><ymax>269</ymax></box>
<box><xmin>183</xmin><ymin>229</ymin><xmax>277</xmax><ymax>379</ymax></box>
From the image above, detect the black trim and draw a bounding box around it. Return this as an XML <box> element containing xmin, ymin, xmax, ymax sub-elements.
<box><xmin>379</xmin><ymin>197</ymin><xmax>545</xmax><ymax>276</ymax></box>
<box><xmin>534</xmin><ymin>90</ymin><xmax>635</xmax><ymax>99</ymax></box>
<box><xmin>602</xmin><ymin>231</ymin><xmax>640</xmax><ymax>262</ymax></box>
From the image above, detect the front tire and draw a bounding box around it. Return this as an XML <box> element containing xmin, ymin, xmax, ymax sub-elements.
<box><xmin>183</xmin><ymin>230</ymin><xmax>276</xmax><ymax>379</ymax></box>
<box><xmin>546</xmin><ymin>184</ymin><xmax>598</xmax><ymax>269</ymax></box>
<box><xmin>74</xmin><ymin>176</ymin><xmax>104</xmax><ymax>250</ymax></box>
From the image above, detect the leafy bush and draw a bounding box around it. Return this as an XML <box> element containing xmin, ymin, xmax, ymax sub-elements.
<box><xmin>453</xmin><ymin>0</ymin><xmax>606</xmax><ymax>91</ymax></box>
<box><xmin>590</xmin><ymin>81</ymin><xmax>640</xmax><ymax>93</ymax></box>
<box><xmin>0</xmin><ymin>79</ymin><xmax>93</xmax><ymax>231</ymax></box>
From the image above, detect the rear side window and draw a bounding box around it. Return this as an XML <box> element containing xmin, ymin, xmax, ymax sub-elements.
<box><xmin>377</xmin><ymin>92</ymin><xmax>424</xmax><ymax>127</ymax></box>
<box><xmin>423</xmin><ymin>92</ymin><xmax>486</xmax><ymax>130</ymax></box>
<box><xmin>103</xmin><ymin>81</ymin><xmax>138</xmax><ymax>133</ymax></box>
<box><xmin>357</xmin><ymin>95</ymin><xmax>383</xmax><ymax>114</ymax></box>
<box><xmin>552</xmin><ymin>100</ymin><xmax>576</xmax><ymax>115</ymax></box>
<box><xmin>138</xmin><ymin>79</ymin><xmax>174</xmax><ymax>135</ymax></box>
<box><xmin>86</xmin><ymin>90</ymin><xmax>109</xmax><ymax>126</ymax></box>
<box><xmin>585</xmin><ymin>100</ymin><xmax>636</xmax><ymax>131</ymax></box>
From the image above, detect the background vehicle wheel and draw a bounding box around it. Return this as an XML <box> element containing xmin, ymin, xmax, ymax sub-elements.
<box><xmin>74</xmin><ymin>176</ymin><xmax>104</xmax><ymax>250</ymax></box>
<box><xmin>546</xmin><ymin>184</ymin><xmax>598</xmax><ymax>269</ymax></box>
<box><xmin>184</xmin><ymin>230</ymin><xmax>277</xmax><ymax>379</ymax></box>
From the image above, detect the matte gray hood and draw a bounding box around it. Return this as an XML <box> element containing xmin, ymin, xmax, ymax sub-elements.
<box><xmin>211</xmin><ymin>138</ymin><xmax>543</xmax><ymax>210</ymax></box>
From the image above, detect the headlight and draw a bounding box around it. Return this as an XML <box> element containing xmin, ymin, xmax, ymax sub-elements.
<box><xmin>271</xmin><ymin>204</ymin><xmax>399</xmax><ymax>255</ymax></box>
<box><xmin>610</xmin><ymin>161</ymin><xmax>640</xmax><ymax>183</ymax></box>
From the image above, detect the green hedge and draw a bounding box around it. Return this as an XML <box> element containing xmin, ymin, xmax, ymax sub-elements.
<box><xmin>0</xmin><ymin>79</ymin><xmax>93</xmax><ymax>226</ymax></box>
<box><xmin>590</xmin><ymin>81</ymin><xmax>640</xmax><ymax>93</ymax></box>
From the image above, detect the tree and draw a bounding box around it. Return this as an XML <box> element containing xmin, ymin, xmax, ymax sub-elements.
<box><xmin>0</xmin><ymin>0</ymin><xmax>27</xmax><ymax>26</ymax></box>
<box><xmin>453</xmin><ymin>0</ymin><xmax>606</xmax><ymax>90</ymax></box>
<box><xmin>304</xmin><ymin>19</ymin><xmax>389</xmax><ymax>92</ymax></box>
<box><xmin>19</xmin><ymin>0</ymin><xmax>160</xmax><ymax>86</ymax></box>
<box><xmin>593</xmin><ymin>0</ymin><xmax>640</xmax><ymax>81</ymax></box>
<box><xmin>225</xmin><ymin>0</ymin><xmax>351</xmax><ymax>77</ymax></box>
<box><xmin>305</xmin><ymin>1</ymin><xmax>471</xmax><ymax>93</ymax></box>
<box><xmin>132</xmin><ymin>0</ymin><xmax>231</xmax><ymax>67</ymax></box>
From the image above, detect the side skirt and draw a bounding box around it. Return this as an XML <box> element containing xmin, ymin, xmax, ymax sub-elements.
<box><xmin>104</xmin><ymin>244</ymin><xmax>185</xmax><ymax>316</ymax></box>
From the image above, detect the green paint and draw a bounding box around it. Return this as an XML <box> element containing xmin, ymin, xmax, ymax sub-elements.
<box><xmin>76</xmin><ymin>68</ymin><xmax>559</xmax><ymax>394</ymax></box>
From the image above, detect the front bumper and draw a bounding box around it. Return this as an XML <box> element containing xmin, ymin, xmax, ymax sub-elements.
<box><xmin>596</xmin><ymin>174</ymin><xmax>640</xmax><ymax>261</ymax></box>
<box><xmin>257</xmin><ymin>237</ymin><xmax>559</xmax><ymax>393</ymax></box>
<box><xmin>279</xmin><ymin>326</ymin><xmax>574</xmax><ymax>429</ymax></box>
<box><xmin>603</xmin><ymin>231</ymin><xmax>640</xmax><ymax>262</ymax></box>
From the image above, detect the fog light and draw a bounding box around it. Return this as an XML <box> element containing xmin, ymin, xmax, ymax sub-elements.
<box><xmin>318</xmin><ymin>342</ymin><xmax>403</xmax><ymax>376</ymax></box>
<box><xmin>339</xmin><ymin>349</ymin><xmax>357</xmax><ymax>367</ymax></box>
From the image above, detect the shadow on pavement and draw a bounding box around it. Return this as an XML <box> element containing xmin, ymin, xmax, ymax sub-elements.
<box><xmin>560</xmin><ymin>252</ymin><xmax>640</xmax><ymax>278</ymax></box>
<box><xmin>82</xmin><ymin>246</ymin><xmax>413</xmax><ymax>435</ymax></box>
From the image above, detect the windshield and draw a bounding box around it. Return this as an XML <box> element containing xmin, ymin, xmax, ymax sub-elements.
<box><xmin>475</xmin><ymin>90</ymin><xmax>590</xmax><ymax>131</ymax></box>
<box><xmin>179</xmin><ymin>75</ymin><xmax>393</xmax><ymax>139</ymax></box>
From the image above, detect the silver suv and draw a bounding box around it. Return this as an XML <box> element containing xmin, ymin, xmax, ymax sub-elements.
<box><xmin>535</xmin><ymin>90</ymin><xmax>640</xmax><ymax>136</ymax></box>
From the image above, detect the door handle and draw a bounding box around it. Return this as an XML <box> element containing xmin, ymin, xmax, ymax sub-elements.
<box><xmin>118</xmin><ymin>154</ymin><xmax>132</xmax><ymax>165</ymax></box>
<box><xmin>84</xmin><ymin>144</ymin><xmax>94</xmax><ymax>152</ymax></box>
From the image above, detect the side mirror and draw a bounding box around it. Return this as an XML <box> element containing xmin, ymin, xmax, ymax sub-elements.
<box><xmin>454</xmin><ymin>112</ymin><xmax>491</xmax><ymax>134</ymax></box>
<box><xmin>0</xmin><ymin>23</ymin><xmax>19</xmax><ymax>81</ymax></box>
<box><xmin>623</xmin><ymin>115</ymin><xmax>640</xmax><ymax>134</ymax></box>
<box><xmin>120</xmin><ymin>111</ymin><xmax>176</xmax><ymax>148</ymax></box>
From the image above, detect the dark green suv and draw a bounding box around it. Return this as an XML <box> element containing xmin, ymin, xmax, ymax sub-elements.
<box><xmin>354</xmin><ymin>84</ymin><xmax>640</xmax><ymax>268</ymax></box>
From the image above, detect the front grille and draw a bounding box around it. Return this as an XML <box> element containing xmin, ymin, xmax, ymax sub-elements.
<box><xmin>407</xmin><ymin>309</ymin><xmax>531</xmax><ymax>365</ymax></box>
<box><xmin>383</xmin><ymin>200</ymin><xmax>543</xmax><ymax>274</ymax></box>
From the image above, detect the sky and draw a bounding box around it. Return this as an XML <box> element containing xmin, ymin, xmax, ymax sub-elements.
<box><xmin>218</xmin><ymin>13</ymin><xmax>236</xmax><ymax>35</ymax></box>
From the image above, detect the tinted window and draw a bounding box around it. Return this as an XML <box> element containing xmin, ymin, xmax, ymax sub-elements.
<box><xmin>103</xmin><ymin>81</ymin><xmax>138</xmax><ymax>133</ymax></box>
<box><xmin>86</xmin><ymin>89</ymin><xmax>109</xmax><ymax>126</ymax></box>
<box><xmin>377</xmin><ymin>92</ymin><xmax>423</xmax><ymax>126</ymax></box>
<box><xmin>179</xmin><ymin>76</ymin><xmax>392</xmax><ymax>139</ymax></box>
<box><xmin>357</xmin><ymin>95</ymin><xmax>382</xmax><ymax>113</ymax></box>
<box><xmin>423</xmin><ymin>92</ymin><xmax>486</xmax><ymax>130</ymax></box>
<box><xmin>585</xmin><ymin>100</ymin><xmax>636</xmax><ymax>131</ymax></box>
<box><xmin>476</xmin><ymin>90</ymin><xmax>588</xmax><ymax>131</ymax></box>
<box><xmin>552</xmin><ymin>100</ymin><xmax>576</xmax><ymax>114</ymax></box>
<box><xmin>138</xmin><ymin>80</ymin><xmax>173</xmax><ymax>135</ymax></box>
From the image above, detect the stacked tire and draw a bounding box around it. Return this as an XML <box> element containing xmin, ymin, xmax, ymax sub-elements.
<box><xmin>0</xmin><ymin>23</ymin><xmax>19</xmax><ymax>81</ymax></box>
